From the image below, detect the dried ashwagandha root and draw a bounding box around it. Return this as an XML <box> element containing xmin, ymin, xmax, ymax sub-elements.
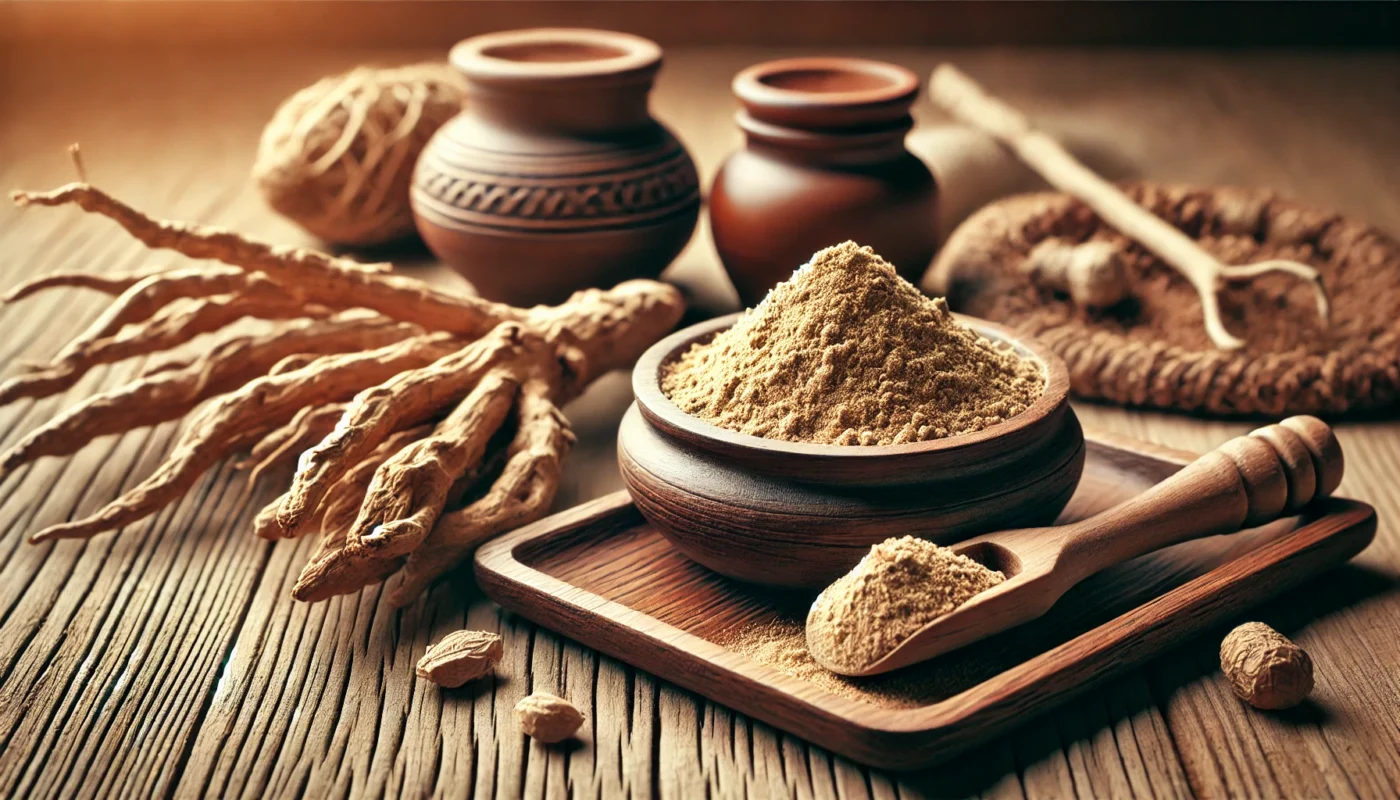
<box><xmin>243</xmin><ymin>402</ymin><xmax>349</xmax><ymax>483</ymax></box>
<box><xmin>27</xmin><ymin>334</ymin><xmax>462</xmax><ymax>543</ymax></box>
<box><xmin>12</xmin><ymin>183</ymin><xmax>525</xmax><ymax>338</ymax></box>
<box><xmin>2</xmin><ymin>263</ymin><xmax>180</xmax><ymax>302</ymax></box>
<box><xmin>4</xmin><ymin>176</ymin><xmax>683</xmax><ymax>604</ymax></box>
<box><xmin>0</xmin><ymin>277</ymin><xmax>333</xmax><ymax>405</ymax></box>
<box><xmin>289</xmin><ymin>422</ymin><xmax>508</xmax><ymax>601</ymax></box>
<box><xmin>1220</xmin><ymin>622</ymin><xmax>1315</xmax><ymax>710</ymax></box>
<box><xmin>416</xmin><ymin>630</ymin><xmax>503</xmax><ymax>688</ymax></box>
<box><xmin>0</xmin><ymin>316</ymin><xmax>417</xmax><ymax>476</ymax></box>
<box><xmin>291</xmin><ymin>362</ymin><xmax>560</xmax><ymax>603</ymax></box>
<box><xmin>515</xmin><ymin>692</ymin><xmax>584</xmax><ymax>743</ymax></box>
<box><xmin>390</xmin><ymin>378</ymin><xmax>573</xmax><ymax>606</ymax></box>
<box><xmin>273</xmin><ymin>322</ymin><xmax>547</xmax><ymax>536</ymax></box>
<box><xmin>283</xmin><ymin>427</ymin><xmax>434</xmax><ymax>599</ymax></box>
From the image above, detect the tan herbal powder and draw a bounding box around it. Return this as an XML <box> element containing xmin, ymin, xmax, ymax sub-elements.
<box><xmin>806</xmin><ymin>536</ymin><xmax>1006</xmax><ymax>673</ymax></box>
<box><xmin>661</xmin><ymin>241</ymin><xmax>1043</xmax><ymax>446</ymax></box>
<box><xmin>723</xmin><ymin>612</ymin><xmax>1007</xmax><ymax>709</ymax></box>
<box><xmin>727</xmin><ymin>619</ymin><xmax>926</xmax><ymax>708</ymax></box>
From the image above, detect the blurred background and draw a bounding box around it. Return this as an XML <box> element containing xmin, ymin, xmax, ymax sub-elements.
<box><xmin>4</xmin><ymin>0</ymin><xmax>1399</xmax><ymax>48</ymax></box>
<box><xmin>5</xmin><ymin>1</ymin><xmax>1396</xmax><ymax>312</ymax></box>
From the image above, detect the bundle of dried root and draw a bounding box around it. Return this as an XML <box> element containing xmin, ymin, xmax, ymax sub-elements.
<box><xmin>3</xmin><ymin>178</ymin><xmax>683</xmax><ymax>605</ymax></box>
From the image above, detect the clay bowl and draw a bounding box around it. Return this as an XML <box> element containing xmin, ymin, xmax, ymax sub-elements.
<box><xmin>618</xmin><ymin>313</ymin><xmax>1085</xmax><ymax>588</ymax></box>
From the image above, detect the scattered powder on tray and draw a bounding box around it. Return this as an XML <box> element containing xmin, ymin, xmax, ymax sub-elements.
<box><xmin>727</xmin><ymin>619</ymin><xmax>927</xmax><ymax>708</ymax></box>
<box><xmin>661</xmin><ymin>241</ymin><xmax>1043</xmax><ymax>446</ymax></box>
<box><xmin>723</xmin><ymin>612</ymin><xmax>1005</xmax><ymax>709</ymax></box>
<box><xmin>805</xmin><ymin>536</ymin><xmax>1006</xmax><ymax>673</ymax></box>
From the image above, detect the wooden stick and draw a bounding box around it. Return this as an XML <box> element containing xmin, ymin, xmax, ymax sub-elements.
<box><xmin>929</xmin><ymin>64</ymin><xmax>1330</xmax><ymax>351</ymax></box>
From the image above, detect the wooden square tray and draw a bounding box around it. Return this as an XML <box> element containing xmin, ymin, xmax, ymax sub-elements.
<box><xmin>474</xmin><ymin>431</ymin><xmax>1375</xmax><ymax>770</ymax></box>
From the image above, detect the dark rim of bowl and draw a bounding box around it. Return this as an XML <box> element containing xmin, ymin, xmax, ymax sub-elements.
<box><xmin>632</xmin><ymin>312</ymin><xmax>1070</xmax><ymax>460</ymax></box>
<box><xmin>733</xmin><ymin>57</ymin><xmax>919</xmax><ymax>110</ymax></box>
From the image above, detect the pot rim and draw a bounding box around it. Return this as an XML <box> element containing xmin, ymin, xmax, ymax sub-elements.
<box><xmin>733</xmin><ymin>57</ymin><xmax>919</xmax><ymax>113</ymax></box>
<box><xmin>451</xmin><ymin>28</ymin><xmax>662</xmax><ymax>85</ymax></box>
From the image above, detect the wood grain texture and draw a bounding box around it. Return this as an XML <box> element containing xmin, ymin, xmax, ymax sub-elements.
<box><xmin>475</xmin><ymin>435</ymin><xmax>1374</xmax><ymax>769</ymax></box>
<box><xmin>1</xmin><ymin>44</ymin><xmax>1399</xmax><ymax>799</ymax></box>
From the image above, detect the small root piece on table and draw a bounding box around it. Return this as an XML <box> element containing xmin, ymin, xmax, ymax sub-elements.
<box><xmin>0</xmin><ymin>315</ymin><xmax>419</xmax><ymax>476</ymax></box>
<box><xmin>515</xmin><ymin>692</ymin><xmax>585</xmax><ymax>743</ymax></box>
<box><xmin>390</xmin><ymin>379</ymin><xmax>574</xmax><ymax>606</ymax></box>
<box><xmin>275</xmin><ymin>322</ymin><xmax>548</xmax><ymax>535</ymax></box>
<box><xmin>416</xmin><ymin>630</ymin><xmax>504</xmax><ymax>688</ymax></box>
<box><xmin>27</xmin><ymin>333</ymin><xmax>461</xmax><ymax>543</ymax></box>
<box><xmin>1220</xmin><ymin>621</ymin><xmax>1315</xmax><ymax>710</ymax></box>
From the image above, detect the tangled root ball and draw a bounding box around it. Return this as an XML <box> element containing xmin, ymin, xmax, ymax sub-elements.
<box><xmin>1220</xmin><ymin>621</ymin><xmax>1315</xmax><ymax>710</ymax></box>
<box><xmin>253</xmin><ymin>63</ymin><xmax>466</xmax><ymax>247</ymax></box>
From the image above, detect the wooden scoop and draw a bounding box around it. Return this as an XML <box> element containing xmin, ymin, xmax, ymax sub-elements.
<box><xmin>807</xmin><ymin>415</ymin><xmax>1344</xmax><ymax>676</ymax></box>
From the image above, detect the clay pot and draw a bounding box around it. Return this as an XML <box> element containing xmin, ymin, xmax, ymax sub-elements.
<box><xmin>412</xmin><ymin>29</ymin><xmax>701</xmax><ymax>306</ymax></box>
<box><xmin>710</xmin><ymin>58</ymin><xmax>938</xmax><ymax>306</ymax></box>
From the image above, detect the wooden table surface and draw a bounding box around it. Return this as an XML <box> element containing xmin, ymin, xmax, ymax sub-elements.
<box><xmin>2</xmin><ymin>46</ymin><xmax>1399</xmax><ymax>799</ymax></box>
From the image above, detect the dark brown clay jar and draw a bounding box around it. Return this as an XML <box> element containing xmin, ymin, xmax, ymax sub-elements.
<box><xmin>710</xmin><ymin>58</ymin><xmax>938</xmax><ymax>306</ymax></box>
<box><xmin>412</xmin><ymin>29</ymin><xmax>700</xmax><ymax>306</ymax></box>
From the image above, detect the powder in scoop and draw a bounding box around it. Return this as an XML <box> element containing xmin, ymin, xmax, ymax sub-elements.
<box><xmin>661</xmin><ymin>241</ymin><xmax>1043</xmax><ymax>446</ymax></box>
<box><xmin>806</xmin><ymin>536</ymin><xmax>1006</xmax><ymax>673</ymax></box>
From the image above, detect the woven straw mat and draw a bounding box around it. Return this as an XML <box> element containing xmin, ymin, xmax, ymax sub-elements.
<box><xmin>928</xmin><ymin>182</ymin><xmax>1400</xmax><ymax>416</ymax></box>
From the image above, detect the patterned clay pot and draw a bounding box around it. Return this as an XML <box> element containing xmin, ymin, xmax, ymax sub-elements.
<box><xmin>710</xmin><ymin>57</ymin><xmax>938</xmax><ymax>306</ymax></box>
<box><xmin>412</xmin><ymin>28</ymin><xmax>701</xmax><ymax>306</ymax></box>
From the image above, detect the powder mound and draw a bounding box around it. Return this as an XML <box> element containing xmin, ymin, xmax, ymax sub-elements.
<box><xmin>806</xmin><ymin>536</ymin><xmax>1006</xmax><ymax>672</ymax></box>
<box><xmin>661</xmin><ymin>241</ymin><xmax>1043</xmax><ymax>445</ymax></box>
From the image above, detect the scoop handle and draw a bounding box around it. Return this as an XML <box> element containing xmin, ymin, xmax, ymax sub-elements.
<box><xmin>1057</xmin><ymin>416</ymin><xmax>1343</xmax><ymax>582</ymax></box>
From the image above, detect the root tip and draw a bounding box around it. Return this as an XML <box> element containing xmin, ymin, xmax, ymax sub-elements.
<box><xmin>274</xmin><ymin>502</ymin><xmax>305</xmax><ymax>533</ymax></box>
<box><xmin>30</xmin><ymin>521</ymin><xmax>92</xmax><ymax>542</ymax></box>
